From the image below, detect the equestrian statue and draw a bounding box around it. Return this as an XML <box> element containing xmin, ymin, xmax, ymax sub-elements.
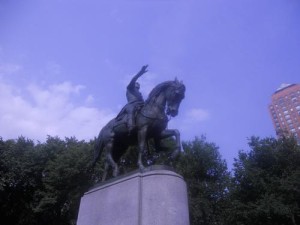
<box><xmin>93</xmin><ymin>65</ymin><xmax>185</xmax><ymax>181</ymax></box>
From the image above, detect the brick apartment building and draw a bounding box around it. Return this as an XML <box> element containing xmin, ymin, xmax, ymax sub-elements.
<box><xmin>269</xmin><ymin>83</ymin><xmax>300</xmax><ymax>141</ymax></box>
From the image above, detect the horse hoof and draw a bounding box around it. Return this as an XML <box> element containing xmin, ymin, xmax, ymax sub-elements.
<box><xmin>113</xmin><ymin>169</ymin><xmax>119</xmax><ymax>177</ymax></box>
<box><xmin>138</xmin><ymin>164</ymin><xmax>145</xmax><ymax>172</ymax></box>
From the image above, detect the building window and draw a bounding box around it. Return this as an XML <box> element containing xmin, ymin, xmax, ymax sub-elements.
<box><xmin>279</xmin><ymin>99</ymin><xmax>284</xmax><ymax>105</ymax></box>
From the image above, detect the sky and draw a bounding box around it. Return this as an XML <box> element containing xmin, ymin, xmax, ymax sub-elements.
<box><xmin>0</xmin><ymin>0</ymin><xmax>299</xmax><ymax>169</ymax></box>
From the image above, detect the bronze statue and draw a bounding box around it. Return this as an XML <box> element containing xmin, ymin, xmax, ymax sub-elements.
<box><xmin>118</xmin><ymin>65</ymin><xmax>148</xmax><ymax>134</ymax></box>
<box><xmin>93</xmin><ymin>65</ymin><xmax>185</xmax><ymax>181</ymax></box>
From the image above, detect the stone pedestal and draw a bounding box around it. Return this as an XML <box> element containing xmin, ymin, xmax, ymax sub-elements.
<box><xmin>77</xmin><ymin>166</ymin><xmax>190</xmax><ymax>225</ymax></box>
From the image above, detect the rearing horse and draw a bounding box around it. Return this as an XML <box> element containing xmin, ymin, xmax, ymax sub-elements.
<box><xmin>93</xmin><ymin>79</ymin><xmax>185</xmax><ymax>181</ymax></box>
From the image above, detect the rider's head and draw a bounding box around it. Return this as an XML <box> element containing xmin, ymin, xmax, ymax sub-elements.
<box><xmin>135</xmin><ymin>82</ymin><xmax>140</xmax><ymax>90</ymax></box>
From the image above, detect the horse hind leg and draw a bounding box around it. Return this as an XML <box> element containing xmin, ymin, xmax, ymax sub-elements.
<box><xmin>101</xmin><ymin>161</ymin><xmax>109</xmax><ymax>182</ymax></box>
<box><xmin>104</xmin><ymin>140</ymin><xmax>119</xmax><ymax>179</ymax></box>
<box><xmin>108</xmin><ymin>153</ymin><xmax>119</xmax><ymax>177</ymax></box>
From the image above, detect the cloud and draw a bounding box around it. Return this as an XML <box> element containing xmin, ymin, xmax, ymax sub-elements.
<box><xmin>45</xmin><ymin>61</ymin><xmax>62</xmax><ymax>75</ymax></box>
<box><xmin>0</xmin><ymin>79</ymin><xmax>114</xmax><ymax>141</ymax></box>
<box><xmin>26</xmin><ymin>82</ymin><xmax>85</xmax><ymax>108</ymax></box>
<box><xmin>85</xmin><ymin>94</ymin><xmax>95</xmax><ymax>104</ymax></box>
<box><xmin>0</xmin><ymin>63</ymin><xmax>22</xmax><ymax>75</ymax></box>
<box><xmin>185</xmin><ymin>108</ymin><xmax>210</xmax><ymax>122</ymax></box>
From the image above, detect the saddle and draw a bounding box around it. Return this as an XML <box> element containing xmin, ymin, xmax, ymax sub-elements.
<box><xmin>115</xmin><ymin>101</ymin><xmax>144</xmax><ymax>127</ymax></box>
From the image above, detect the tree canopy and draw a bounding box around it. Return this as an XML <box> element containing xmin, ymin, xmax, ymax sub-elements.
<box><xmin>228</xmin><ymin>136</ymin><xmax>300</xmax><ymax>225</ymax></box>
<box><xmin>0</xmin><ymin>135</ymin><xmax>299</xmax><ymax>225</ymax></box>
<box><xmin>176</xmin><ymin>136</ymin><xmax>230</xmax><ymax>225</ymax></box>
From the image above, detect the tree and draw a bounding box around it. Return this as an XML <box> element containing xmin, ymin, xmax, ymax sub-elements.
<box><xmin>0</xmin><ymin>136</ymin><xmax>96</xmax><ymax>225</ymax></box>
<box><xmin>176</xmin><ymin>136</ymin><xmax>230</xmax><ymax>225</ymax></box>
<box><xmin>0</xmin><ymin>136</ymin><xmax>41</xmax><ymax>225</ymax></box>
<box><xmin>0</xmin><ymin>135</ymin><xmax>232</xmax><ymax>225</ymax></box>
<box><xmin>228</xmin><ymin>136</ymin><xmax>300</xmax><ymax>225</ymax></box>
<box><xmin>33</xmin><ymin>137</ymin><xmax>94</xmax><ymax>225</ymax></box>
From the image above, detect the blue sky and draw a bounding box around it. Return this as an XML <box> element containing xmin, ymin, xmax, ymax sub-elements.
<box><xmin>0</xmin><ymin>0</ymin><xmax>299</xmax><ymax>169</ymax></box>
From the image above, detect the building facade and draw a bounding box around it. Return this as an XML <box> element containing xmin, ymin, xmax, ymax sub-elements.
<box><xmin>269</xmin><ymin>83</ymin><xmax>300</xmax><ymax>141</ymax></box>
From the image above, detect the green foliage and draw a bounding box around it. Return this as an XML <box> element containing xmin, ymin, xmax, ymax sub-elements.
<box><xmin>1</xmin><ymin>134</ymin><xmax>299</xmax><ymax>225</ymax></box>
<box><xmin>0</xmin><ymin>136</ymin><xmax>95</xmax><ymax>225</ymax></box>
<box><xmin>228</xmin><ymin>136</ymin><xmax>300</xmax><ymax>225</ymax></box>
<box><xmin>33</xmin><ymin>137</ymin><xmax>94</xmax><ymax>225</ymax></box>
<box><xmin>177</xmin><ymin>136</ymin><xmax>230</xmax><ymax>225</ymax></box>
<box><xmin>0</xmin><ymin>137</ymin><xmax>41</xmax><ymax>225</ymax></box>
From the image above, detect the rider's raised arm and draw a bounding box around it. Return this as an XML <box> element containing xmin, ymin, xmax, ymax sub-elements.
<box><xmin>127</xmin><ymin>65</ymin><xmax>148</xmax><ymax>89</ymax></box>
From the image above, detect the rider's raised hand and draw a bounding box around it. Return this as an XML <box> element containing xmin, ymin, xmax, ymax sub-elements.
<box><xmin>138</xmin><ymin>65</ymin><xmax>148</xmax><ymax>76</ymax></box>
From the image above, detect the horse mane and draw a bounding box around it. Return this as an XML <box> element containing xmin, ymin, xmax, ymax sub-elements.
<box><xmin>145</xmin><ymin>81</ymin><xmax>173</xmax><ymax>104</ymax></box>
<box><xmin>145</xmin><ymin>80</ymin><xmax>185</xmax><ymax>104</ymax></box>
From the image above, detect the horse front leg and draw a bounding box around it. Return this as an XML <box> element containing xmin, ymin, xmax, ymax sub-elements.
<box><xmin>159</xmin><ymin>129</ymin><xmax>181</xmax><ymax>159</ymax></box>
<box><xmin>137</xmin><ymin>126</ymin><xmax>147</xmax><ymax>171</ymax></box>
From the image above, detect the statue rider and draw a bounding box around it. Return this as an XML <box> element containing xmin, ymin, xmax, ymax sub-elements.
<box><xmin>126</xmin><ymin>65</ymin><xmax>148</xmax><ymax>133</ymax></box>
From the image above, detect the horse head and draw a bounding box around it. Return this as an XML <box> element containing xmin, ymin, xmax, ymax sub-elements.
<box><xmin>166</xmin><ymin>79</ymin><xmax>185</xmax><ymax>117</ymax></box>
